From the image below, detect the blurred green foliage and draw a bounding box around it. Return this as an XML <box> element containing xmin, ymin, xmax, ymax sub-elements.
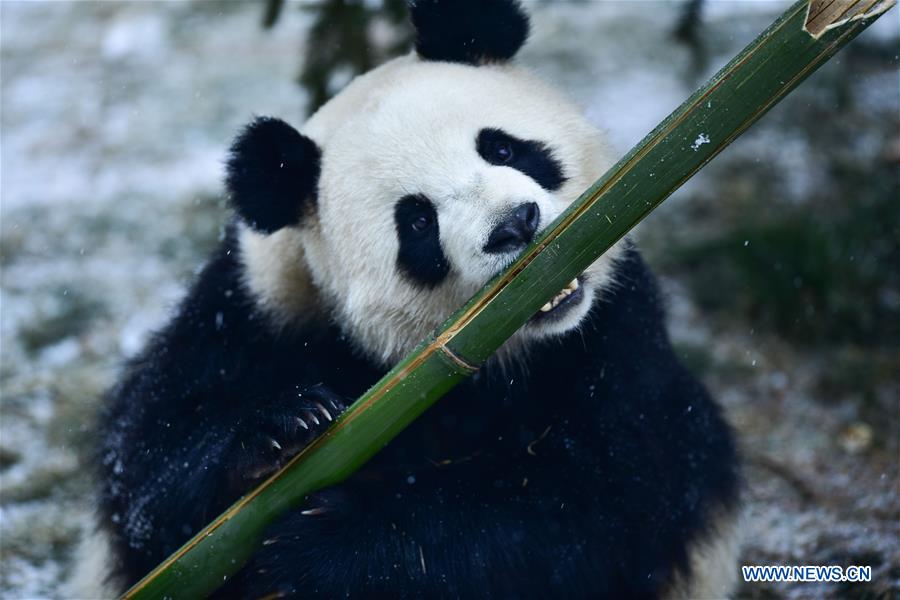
<box><xmin>660</xmin><ymin>42</ymin><xmax>899</xmax><ymax>349</ymax></box>
<box><xmin>265</xmin><ymin>0</ymin><xmax>411</xmax><ymax>114</ymax></box>
<box><xmin>672</xmin><ymin>186</ymin><xmax>898</xmax><ymax>346</ymax></box>
<box><xmin>19</xmin><ymin>289</ymin><xmax>107</xmax><ymax>355</ymax></box>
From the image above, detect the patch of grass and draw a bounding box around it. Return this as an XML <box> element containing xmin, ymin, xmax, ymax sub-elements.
<box><xmin>817</xmin><ymin>348</ymin><xmax>898</xmax><ymax>399</ymax></box>
<box><xmin>671</xmin><ymin>341</ymin><xmax>715</xmax><ymax>376</ymax></box>
<box><xmin>665</xmin><ymin>178</ymin><xmax>899</xmax><ymax>347</ymax></box>
<box><xmin>0</xmin><ymin>447</ymin><xmax>22</xmax><ymax>470</ymax></box>
<box><xmin>159</xmin><ymin>193</ymin><xmax>227</xmax><ymax>267</ymax></box>
<box><xmin>19</xmin><ymin>289</ymin><xmax>107</xmax><ymax>354</ymax></box>
<box><xmin>0</xmin><ymin>224</ymin><xmax>26</xmax><ymax>267</ymax></box>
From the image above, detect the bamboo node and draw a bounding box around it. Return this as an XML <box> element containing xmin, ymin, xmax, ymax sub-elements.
<box><xmin>437</xmin><ymin>345</ymin><xmax>480</xmax><ymax>374</ymax></box>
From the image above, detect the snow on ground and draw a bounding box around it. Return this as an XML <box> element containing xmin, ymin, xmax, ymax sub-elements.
<box><xmin>1</xmin><ymin>2</ymin><xmax>897</xmax><ymax>598</ymax></box>
<box><xmin>1</xmin><ymin>3</ymin><xmax>313</xmax><ymax>595</ymax></box>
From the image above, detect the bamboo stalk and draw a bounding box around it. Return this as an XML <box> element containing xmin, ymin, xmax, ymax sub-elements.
<box><xmin>122</xmin><ymin>1</ymin><xmax>894</xmax><ymax>597</ymax></box>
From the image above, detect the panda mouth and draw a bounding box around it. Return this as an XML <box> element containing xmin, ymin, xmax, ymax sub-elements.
<box><xmin>529</xmin><ymin>277</ymin><xmax>584</xmax><ymax>323</ymax></box>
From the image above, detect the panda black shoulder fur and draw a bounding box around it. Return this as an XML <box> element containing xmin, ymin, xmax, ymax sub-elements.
<box><xmin>87</xmin><ymin>1</ymin><xmax>741</xmax><ymax>597</ymax></box>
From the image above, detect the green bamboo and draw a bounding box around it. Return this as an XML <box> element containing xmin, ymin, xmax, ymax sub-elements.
<box><xmin>123</xmin><ymin>1</ymin><xmax>894</xmax><ymax>597</ymax></box>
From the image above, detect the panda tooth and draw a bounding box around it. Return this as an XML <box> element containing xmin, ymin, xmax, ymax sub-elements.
<box><xmin>571</xmin><ymin>278</ymin><xmax>580</xmax><ymax>290</ymax></box>
<box><xmin>540</xmin><ymin>301</ymin><xmax>553</xmax><ymax>312</ymax></box>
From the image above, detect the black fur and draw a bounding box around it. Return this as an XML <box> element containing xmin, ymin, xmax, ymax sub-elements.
<box><xmin>97</xmin><ymin>228</ymin><xmax>740</xmax><ymax>597</ymax></box>
<box><xmin>226</xmin><ymin>117</ymin><xmax>321</xmax><ymax>233</ymax></box>
<box><xmin>394</xmin><ymin>194</ymin><xmax>451</xmax><ymax>288</ymax></box>
<box><xmin>410</xmin><ymin>0</ymin><xmax>530</xmax><ymax>65</ymax></box>
<box><xmin>477</xmin><ymin>128</ymin><xmax>567</xmax><ymax>192</ymax></box>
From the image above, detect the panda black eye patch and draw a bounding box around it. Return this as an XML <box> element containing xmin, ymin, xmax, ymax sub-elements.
<box><xmin>394</xmin><ymin>195</ymin><xmax>450</xmax><ymax>288</ymax></box>
<box><xmin>476</xmin><ymin>128</ymin><xmax>567</xmax><ymax>192</ymax></box>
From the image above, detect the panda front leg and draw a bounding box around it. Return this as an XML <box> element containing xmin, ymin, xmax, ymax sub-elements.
<box><xmin>218</xmin><ymin>458</ymin><xmax>611</xmax><ymax>599</ymax></box>
<box><xmin>101</xmin><ymin>381</ymin><xmax>353</xmax><ymax>585</ymax></box>
<box><xmin>225</xmin><ymin>384</ymin><xmax>348</xmax><ymax>493</ymax></box>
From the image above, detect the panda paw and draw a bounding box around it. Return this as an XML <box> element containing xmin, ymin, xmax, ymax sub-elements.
<box><xmin>228</xmin><ymin>385</ymin><xmax>348</xmax><ymax>491</ymax></box>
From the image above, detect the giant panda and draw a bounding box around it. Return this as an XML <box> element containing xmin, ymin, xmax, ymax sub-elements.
<box><xmin>84</xmin><ymin>0</ymin><xmax>741</xmax><ymax>597</ymax></box>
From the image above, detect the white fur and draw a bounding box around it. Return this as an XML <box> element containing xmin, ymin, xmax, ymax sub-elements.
<box><xmin>663</xmin><ymin>507</ymin><xmax>744</xmax><ymax>599</ymax></box>
<box><xmin>242</xmin><ymin>54</ymin><xmax>624</xmax><ymax>365</ymax></box>
<box><xmin>64</xmin><ymin>525</ymin><xmax>119</xmax><ymax>599</ymax></box>
<box><xmin>240</xmin><ymin>226</ymin><xmax>321</xmax><ymax>329</ymax></box>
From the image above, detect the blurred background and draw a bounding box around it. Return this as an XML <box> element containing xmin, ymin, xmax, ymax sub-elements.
<box><xmin>0</xmin><ymin>1</ymin><xmax>897</xmax><ymax>597</ymax></box>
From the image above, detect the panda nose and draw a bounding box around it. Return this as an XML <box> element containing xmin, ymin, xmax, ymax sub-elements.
<box><xmin>483</xmin><ymin>202</ymin><xmax>540</xmax><ymax>255</ymax></box>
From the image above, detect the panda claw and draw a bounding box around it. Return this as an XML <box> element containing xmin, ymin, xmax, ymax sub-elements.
<box><xmin>229</xmin><ymin>389</ymin><xmax>350</xmax><ymax>494</ymax></box>
<box><xmin>300</xmin><ymin>506</ymin><xmax>329</xmax><ymax>516</ymax></box>
<box><xmin>314</xmin><ymin>402</ymin><xmax>332</xmax><ymax>422</ymax></box>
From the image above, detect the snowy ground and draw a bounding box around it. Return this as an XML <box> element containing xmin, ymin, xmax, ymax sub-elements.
<box><xmin>1</xmin><ymin>2</ymin><xmax>897</xmax><ymax>598</ymax></box>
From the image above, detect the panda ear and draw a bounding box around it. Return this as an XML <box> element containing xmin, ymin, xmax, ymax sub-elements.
<box><xmin>225</xmin><ymin>117</ymin><xmax>322</xmax><ymax>234</ymax></box>
<box><xmin>410</xmin><ymin>0</ymin><xmax>530</xmax><ymax>65</ymax></box>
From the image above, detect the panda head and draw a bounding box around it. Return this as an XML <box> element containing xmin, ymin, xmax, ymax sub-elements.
<box><xmin>229</xmin><ymin>0</ymin><xmax>623</xmax><ymax>366</ymax></box>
